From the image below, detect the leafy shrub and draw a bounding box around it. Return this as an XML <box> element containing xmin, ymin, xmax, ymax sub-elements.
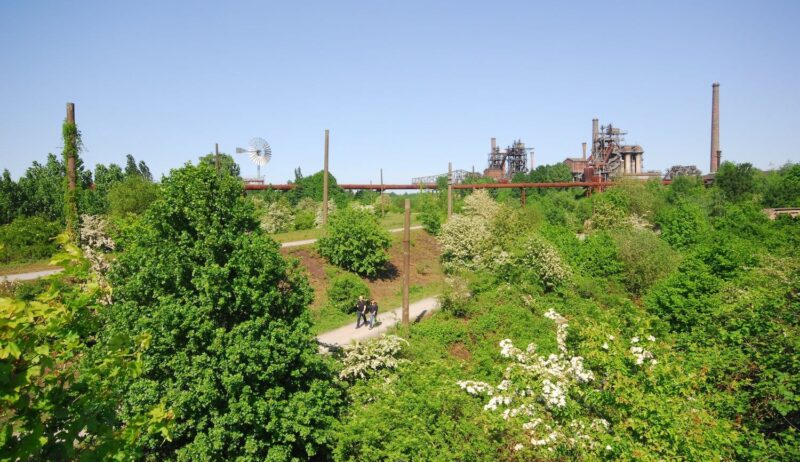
<box><xmin>0</xmin><ymin>216</ymin><xmax>60</xmax><ymax>263</ymax></box>
<box><xmin>612</xmin><ymin>228</ymin><xmax>679</xmax><ymax>296</ymax></box>
<box><xmin>106</xmin><ymin>164</ymin><xmax>342</xmax><ymax>460</ymax></box>
<box><xmin>317</xmin><ymin>207</ymin><xmax>391</xmax><ymax>277</ymax></box>
<box><xmin>646</xmin><ymin>257</ymin><xmax>721</xmax><ymax>331</ymax></box>
<box><xmin>327</xmin><ymin>272</ymin><xmax>370</xmax><ymax>314</ymax></box>
<box><xmin>420</xmin><ymin>208</ymin><xmax>442</xmax><ymax>235</ymax></box>
<box><xmin>575</xmin><ymin>231</ymin><xmax>623</xmax><ymax>279</ymax></box>
<box><xmin>107</xmin><ymin>175</ymin><xmax>159</xmax><ymax>216</ymax></box>
<box><xmin>655</xmin><ymin>200</ymin><xmax>709</xmax><ymax>249</ymax></box>
<box><xmin>1</xmin><ymin>239</ymin><xmax>170</xmax><ymax>461</ymax></box>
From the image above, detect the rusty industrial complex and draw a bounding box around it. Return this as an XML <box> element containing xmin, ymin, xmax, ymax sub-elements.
<box><xmin>247</xmin><ymin>82</ymin><xmax>724</xmax><ymax>193</ymax></box>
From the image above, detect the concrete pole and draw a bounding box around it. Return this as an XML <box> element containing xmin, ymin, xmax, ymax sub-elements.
<box><xmin>447</xmin><ymin>162</ymin><xmax>453</xmax><ymax>219</ymax></box>
<box><xmin>402</xmin><ymin>199</ymin><xmax>411</xmax><ymax>326</ymax></box>
<box><xmin>323</xmin><ymin>129</ymin><xmax>329</xmax><ymax>225</ymax></box>
<box><xmin>215</xmin><ymin>143</ymin><xmax>220</xmax><ymax>174</ymax></box>
<box><xmin>710</xmin><ymin>82</ymin><xmax>720</xmax><ymax>173</ymax></box>
<box><xmin>521</xmin><ymin>188</ymin><xmax>526</xmax><ymax>208</ymax></box>
<box><xmin>66</xmin><ymin>103</ymin><xmax>76</xmax><ymax>191</ymax></box>
<box><xmin>380</xmin><ymin>168</ymin><xmax>384</xmax><ymax>217</ymax></box>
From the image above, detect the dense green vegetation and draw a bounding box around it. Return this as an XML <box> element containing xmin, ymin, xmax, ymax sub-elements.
<box><xmin>332</xmin><ymin>163</ymin><xmax>800</xmax><ymax>461</ymax></box>
<box><xmin>2</xmin><ymin>156</ymin><xmax>799</xmax><ymax>461</ymax></box>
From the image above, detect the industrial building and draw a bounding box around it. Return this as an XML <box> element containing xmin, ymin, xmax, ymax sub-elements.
<box><xmin>483</xmin><ymin>138</ymin><xmax>531</xmax><ymax>180</ymax></box>
<box><xmin>565</xmin><ymin>119</ymin><xmax>660</xmax><ymax>182</ymax></box>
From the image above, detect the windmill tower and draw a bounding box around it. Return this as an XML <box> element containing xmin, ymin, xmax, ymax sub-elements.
<box><xmin>236</xmin><ymin>137</ymin><xmax>272</xmax><ymax>181</ymax></box>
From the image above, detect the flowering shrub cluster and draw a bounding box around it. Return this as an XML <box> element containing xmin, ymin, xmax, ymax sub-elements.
<box><xmin>438</xmin><ymin>276</ymin><xmax>472</xmax><ymax>317</ymax></box>
<box><xmin>518</xmin><ymin>234</ymin><xmax>570</xmax><ymax>290</ymax></box>
<box><xmin>79</xmin><ymin>214</ymin><xmax>115</xmax><ymax>303</ymax></box>
<box><xmin>315</xmin><ymin>200</ymin><xmax>338</xmax><ymax>227</ymax></box>
<box><xmin>259</xmin><ymin>200</ymin><xmax>294</xmax><ymax>233</ymax></box>
<box><xmin>438</xmin><ymin>214</ymin><xmax>492</xmax><ymax>272</ymax></box>
<box><xmin>339</xmin><ymin>335</ymin><xmax>409</xmax><ymax>382</ymax></box>
<box><xmin>457</xmin><ymin>308</ymin><xmax>609</xmax><ymax>454</ymax></box>
<box><xmin>462</xmin><ymin>189</ymin><xmax>501</xmax><ymax>222</ymax></box>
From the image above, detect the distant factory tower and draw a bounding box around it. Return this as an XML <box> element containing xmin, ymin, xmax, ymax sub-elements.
<box><xmin>710</xmin><ymin>82</ymin><xmax>721</xmax><ymax>173</ymax></box>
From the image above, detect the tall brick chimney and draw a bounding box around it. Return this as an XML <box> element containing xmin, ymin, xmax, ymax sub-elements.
<box><xmin>710</xmin><ymin>83</ymin><xmax>720</xmax><ymax>173</ymax></box>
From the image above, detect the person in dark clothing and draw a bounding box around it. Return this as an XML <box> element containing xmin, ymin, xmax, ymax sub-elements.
<box><xmin>355</xmin><ymin>295</ymin><xmax>368</xmax><ymax>328</ymax></box>
<box><xmin>368</xmin><ymin>299</ymin><xmax>378</xmax><ymax>330</ymax></box>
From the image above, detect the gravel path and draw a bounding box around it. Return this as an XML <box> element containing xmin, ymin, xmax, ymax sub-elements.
<box><xmin>317</xmin><ymin>296</ymin><xmax>439</xmax><ymax>352</ymax></box>
<box><xmin>1</xmin><ymin>268</ymin><xmax>64</xmax><ymax>282</ymax></box>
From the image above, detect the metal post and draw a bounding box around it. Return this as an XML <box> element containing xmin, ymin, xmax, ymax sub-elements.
<box><xmin>323</xmin><ymin>129</ymin><xmax>329</xmax><ymax>225</ymax></box>
<box><xmin>402</xmin><ymin>199</ymin><xmax>410</xmax><ymax>326</ymax></box>
<box><xmin>215</xmin><ymin>143</ymin><xmax>220</xmax><ymax>174</ymax></box>
<box><xmin>380</xmin><ymin>168</ymin><xmax>384</xmax><ymax>217</ymax></box>
<box><xmin>521</xmin><ymin>188</ymin><xmax>526</xmax><ymax>208</ymax></box>
<box><xmin>66</xmin><ymin>103</ymin><xmax>76</xmax><ymax>191</ymax></box>
<box><xmin>447</xmin><ymin>162</ymin><xmax>453</xmax><ymax>219</ymax></box>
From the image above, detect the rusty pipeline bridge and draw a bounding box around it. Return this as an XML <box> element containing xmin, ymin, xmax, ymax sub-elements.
<box><xmin>244</xmin><ymin>180</ymin><xmax>675</xmax><ymax>192</ymax></box>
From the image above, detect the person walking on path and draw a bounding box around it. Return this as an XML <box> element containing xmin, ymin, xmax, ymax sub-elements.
<box><xmin>355</xmin><ymin>295</ymin><xmax>368</xmax><ymax>329</ymax></box>
<box><xmin>368</xmin><ymin>299</ymin><xmax>379</xmax><ymax>330</ymax></box>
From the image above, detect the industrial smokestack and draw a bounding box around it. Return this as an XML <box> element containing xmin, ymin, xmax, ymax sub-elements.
<box><xmin>710</xmin><ymin>82</ymin><xmax>720</xmax><ymax>173</ymax></box>
<box><xmin>491</xmin><ymin>137</ymin><xmax>496</xmax><ymax>153</ymax></box>
<box><xmin>591</xmin><ymin>118</ymin><xmax>599</xmax><ymax>157</ymax></box>
<box><xmin>582</xmin><ymin>142</ymin><xmax>587</xmax><ymax>161</ymax></box>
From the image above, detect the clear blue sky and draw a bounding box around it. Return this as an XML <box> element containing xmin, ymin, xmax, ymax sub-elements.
<box><xmin>1</xmin><ymin>0</ymin><xmax>798</xmax><ymax>184</ymax></box>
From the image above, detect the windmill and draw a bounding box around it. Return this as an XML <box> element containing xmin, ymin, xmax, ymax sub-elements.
<box><xmin>236</xmin><ymin>137</ymin><xmax>272</xmax><ymax>180</ymax></box>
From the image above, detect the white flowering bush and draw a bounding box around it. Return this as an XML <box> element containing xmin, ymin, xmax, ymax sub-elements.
<box><xmin>518</xmin><ymin>234</ymin><xmax>571</xmax><ymax>290</ymax></box>
<box><xmin>457</xmin><ymin>308</ymin><xmax>610</xmax><ymax>455</ymax></box>
<box><xmin>438</xmin><ymin>276</ymin><xmax>472</xmax><ymax>317</ymax></box>
<box><xmin>259</xmin><ymin>200</ymin><xmax>295</xmax><ymax>234</ymax></box>
<box><xmin>339</xmin><ymin>335</ymin><xmax>409</xmax><ymax>382</ymax></box>
<box><xmin>438</xmin><ymin>214</ymin><xmax>492</xmax><ymax>272</ymax></box>
<box><xmin>79</xmin><ymin>214</ymin><xmax>116</xmax><ymax>304</ymax></box>
<box><xmin>462</xmin><ymin>190</ymin><xmax>501</xmax><ymax>222</ymax></box>
<box><xmin>349</xmin><ymin>202</ymin><xmax>375</xmax><ymax>214</ymax></box>
<box><xmin>314</xmin><ymin>200</ymin><xmax>337</xmax><ymax>227</ymax></box>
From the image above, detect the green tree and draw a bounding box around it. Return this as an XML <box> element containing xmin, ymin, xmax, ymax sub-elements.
<box><xmin>107</xmin><ymin>175</ymin><xmax>160</xmax><ymax>216</ymax></box>
<box><xmin>715</xmin><ymin>161</ymin><xmax>757</xmax><ymax>201</ymax></box>
<box><xmin>289</xmin><ymin>170</ymin><xmax>349</xmax><ymax>208</ymax></box>
<box><xmin>317</xmin><ymin>207</ymin><xmax>391</xmax><ymax>277</ymax></box>
<box><xmin>124</xmin><ymin>154</ymin><xmax>139</xmax><ymax>177</ymax></box>
<box><xmin>0</xmin><ymin>169</ymin><xmax>23</xmax><ymax>224</ymax></box>
<box><xmin>763</xmin><ymin>163</ymin><xmax>800</xmax><ymax>207</ymax></box>
<box><xmin>106</xmin><ymin>164</ymin><xmax>342</xmax><ymax>460</ymax></box>
<box><xmin>17</xmin><ymin>154</ymin><xmax>65</xmax><ymax>222</ymax></box>
<box><xmin>198</xmin><ymin>152</ymin><xmax>241</xmax><ymax>177</ymax></box>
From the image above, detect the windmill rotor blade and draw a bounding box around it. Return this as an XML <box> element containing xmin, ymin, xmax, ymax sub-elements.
<box><xmin>250</xmin><ymin>153</ymin><xmax>269</xmax><ymax>166</ymax></box>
